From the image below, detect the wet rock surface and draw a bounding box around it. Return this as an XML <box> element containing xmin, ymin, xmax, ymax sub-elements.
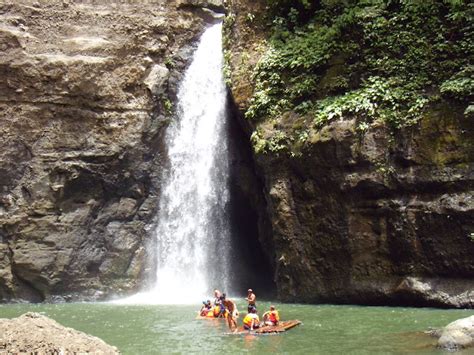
<box><xmin>225</xmin><ymin>1</ymin><xmax>474</xmax><ymax>307</ymax></box>
<box><xmin>259</xmin><ymin>113</ymin><xmax>474</xmax><ymax>308</ymax></box>
<box><xmin>0</xmin><ymin>0</ymin><xmax>210</xmax><ymax>301</ymax></box>
<box><xmin>177</xmin><ymin>0</ymin><xmax>226</xmax><ymax>13</ymax></box>
<box><xmin>437</xmin><ymin>315</ymin><xmax>474</xmax><ymax>351</ymax></box>
<box><xmin>0</xmin><ymin>312</ymin><xmax>119</xmax><ymax>353</ymax></box>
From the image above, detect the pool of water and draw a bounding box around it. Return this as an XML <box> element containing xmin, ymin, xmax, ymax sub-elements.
<box><xmin>0</xmin><ymin>301</ymin><xmax>472</xmax><ymax>354</ymax></box>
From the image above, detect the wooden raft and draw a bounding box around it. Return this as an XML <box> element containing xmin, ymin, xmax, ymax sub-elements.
<box><xmin>195</xmin><ymin>314</ymin><xmax>229</xmax><ymax>320</ymax></box>
<box><xmin>229</xmin><ymin>320</ymin><xmax>301</xmax><ymax>335</ymax></box>
<box><xmin>196</xmin><ymin>315</ymin><xmax>219</xmax><ymax>320</ymax></box>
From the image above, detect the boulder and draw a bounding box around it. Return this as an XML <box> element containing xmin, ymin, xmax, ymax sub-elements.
<box><xmin>437</xmin><ymin>316</ymin><xmax>474</xmax><ymax>351</ymax></box>
<box><xmin>144</xmin><ymin>64</ymin><xmax>169</xmax><ymax>96</ymax></box>
<box><xmin>0</xmin><ymin>312</ymin><xmax>119</xmax><ymax>354</ymax></box>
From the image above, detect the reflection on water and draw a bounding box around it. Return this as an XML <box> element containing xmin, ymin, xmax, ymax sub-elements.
<box><xmin>241</xmin><ymin>332</ymin><xmax>284</xmax><ymax>353</ymax></box>
<box><xmin>0</xmin><ymin>301</ymin><xmax>472</xmax><ymax>354</ymax></box>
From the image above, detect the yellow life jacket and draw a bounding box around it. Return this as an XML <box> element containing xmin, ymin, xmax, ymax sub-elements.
<box><xmin>243</xmin><ymin>314</ymin><xmax>259</xmax><ymax>327</ymax></box>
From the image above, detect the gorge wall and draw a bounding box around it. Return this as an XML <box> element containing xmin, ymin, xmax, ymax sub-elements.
<box><xmin>0</xmin><ymin>0</ymin><xmax>223</xmax><ymax>302</ymax></box>
<box><xmin>0</xmin><ymin>0</ymin><xmax>472</xmax><ymax>308</ymax></box>
<box><xmin>224</xmin><ymin>0</ymin><xmax>474</xmax><ymax>307</ymax></box>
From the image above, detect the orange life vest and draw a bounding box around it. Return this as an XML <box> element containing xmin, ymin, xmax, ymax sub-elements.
<box><xmin>268</xmin><ymin>310</ymin><xmax>279</xmax><ymax>323</ymax></box>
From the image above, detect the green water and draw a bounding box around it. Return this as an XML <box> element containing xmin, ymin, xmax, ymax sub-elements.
<box><xmin>0</xmin><ymin>301</ymin><xmax>472</xmax><ymax>354</ymax></box>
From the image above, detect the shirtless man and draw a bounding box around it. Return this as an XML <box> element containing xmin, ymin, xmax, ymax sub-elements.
<box><xmin>222</xmin><ymin>296</ymin><xmax>239</xmax><ymax>331</ymax></box>
<box><xmin>245</xmin><ymin>288</ymin><xmax>256</xmax><ymax>312</ymax></box>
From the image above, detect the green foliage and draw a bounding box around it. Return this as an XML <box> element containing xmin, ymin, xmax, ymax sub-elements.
<box><xmin>247</xmin><ymin>0</ymin><xmax>473</xmax><ymax>154</ymax></box>
<box><xmin>245</xmin><ymin>12</ymin><xmax>256</xmax><ymax>23</ymax></box>
<box><xmin>163</xmin><ymin>98</ymin><xmax>173</xmax><ymax>115</ymax></box>
<box><xmin>222</xmin><ymin>49</ymin><xmax>233</xmax><ymax>86</ymax></box>
<box><xmin>164</xmin><ymin>57</ymin><xmax>175</xmax><ymax>69</ymax></box>
<box><xmin>314</xmin><ymin>76</ymin><xmax>430</xmax><ymax>129</ymax></box>
<box><xmin>250</xmin><ymin>129</ymin><xmax>292</xmax><ymax>154</ymax></box>
<box><xmin>223</xmin><ymin>11</ymin><xmax>236</xmax><ymax>51</ymax></box>
<box><xmin>222</xmin><ymin>12</ymin><xmax>237</xmax><ymax>86</ymax></box>
<box><xmin>440</xmin><ymin>66</ymin><xmax>474</xmax><ymax>99</ymax></box>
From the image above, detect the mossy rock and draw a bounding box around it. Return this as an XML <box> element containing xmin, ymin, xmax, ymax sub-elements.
<box><xmin>414</xmin><ymin>103</ymin><xmax>474</xmax><ymax>165</ymax></box>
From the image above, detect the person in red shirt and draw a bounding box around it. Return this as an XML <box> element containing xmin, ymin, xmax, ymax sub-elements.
<box><xmin>262</xmin><ymin>305</ymin><xmax>280</xmax><ymax>326</ymax></box>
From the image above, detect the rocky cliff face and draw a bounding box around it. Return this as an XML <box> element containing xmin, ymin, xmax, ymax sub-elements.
<box><xmin>1</xmin><ymin>0</ymin><xmax>472</xmax><ymax>308</ymax></box>
<box><xmin>0</xmin><ymin>0</ymin><xmax>222</xmax><ymax>302</ymax></box>
<box><xmin>225</xmin><ymin>0</ymin><xmax>474</xmax><ymax>307</ymax></box>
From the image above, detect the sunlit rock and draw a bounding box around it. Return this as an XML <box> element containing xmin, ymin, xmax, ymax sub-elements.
<box><xmin>0</xmin><ymin>312</ymin><xmax>119</xmax><ymax>354</ymax></box>
<box><xmin>144</xmin><ymin>64</ymin><xmax>169</xmax><ymax>96</ymax></box>
<box><xmin>437</xmin><ymin>316</ymin><xmax>474</xmax><ymax>351</ymax></box>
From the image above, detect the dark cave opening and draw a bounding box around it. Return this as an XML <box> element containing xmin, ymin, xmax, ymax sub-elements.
<box><xmin>226</xmin><ymin>95</ymin><xmax>277</xmax><ymax>299</ymax></box>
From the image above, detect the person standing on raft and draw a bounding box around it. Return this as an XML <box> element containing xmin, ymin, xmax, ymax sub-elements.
<box><xmin>212</xmin><ymin>289</ymin><xmax>224</xmax><ymax>317</ymax></box>
<box><xmin>245</xmin><ymin>288</ymin><xmax>256</xmax><ymax>312</ymax></box>
<box><xmin>262</xmin><ymin>305</ymin><xmax>280</xmax><ymax>326</ymax></box>
<box><xmin>217</xmin><ymin>293</ymin><xmax>231</xmax><ymax>318</ymax></box>
<box><xmin>221</xmin><ymin>295</ymin><xmax>239</xmax><ymax>331</ymax></box>
<box><xmin>213</xmin><ymin>289</ymin><xmax>221</xmax><ymax>305</ymax></box>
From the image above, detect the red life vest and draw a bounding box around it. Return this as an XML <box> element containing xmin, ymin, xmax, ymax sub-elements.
<box><xmin>268</xmin><ymin>310</ymin><xmax>279</xmax><ymax>323</ymax></box>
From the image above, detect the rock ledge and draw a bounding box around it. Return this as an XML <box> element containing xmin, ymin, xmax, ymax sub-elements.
<box><xmin>0</xmin><ymin>312</ymin><xmax>119</xmax><ymax>354</ymax></box>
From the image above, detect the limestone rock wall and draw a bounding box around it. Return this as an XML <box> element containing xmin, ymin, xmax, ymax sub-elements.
<box><xmin>0</xmin><ymin>0</ymin><xmax>213</xmax><ymax>301</ymax></box>
<box><xmin>225</xmin><ymin>0</ymin><xmax>474</xmax><ymax>307</ymax></box>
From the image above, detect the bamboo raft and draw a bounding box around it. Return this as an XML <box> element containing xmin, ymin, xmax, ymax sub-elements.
<box><xmin>228</xmin><ymin>320</ymin><xmax>302</xmax><ymax>335</ymax></box>
<box><xmin>195</xmin><ymin>312</ymin><xmax>235</xmax><ymax>320</ymax></box>
<box><xmin>195</xmin><ymin>315</ymin><xmax>225</xmax><ymax>320</ymax></box>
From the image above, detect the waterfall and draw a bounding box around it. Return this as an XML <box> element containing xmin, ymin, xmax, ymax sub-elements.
<box><xmin>118</xmin><ymin>23</ymin><xmax>230</xmax><ymax>304</ymax></box>
<box><xmin>152</xmin><ymin>22</ymin><xmax>230</xmax><ymax>303</ymax></box>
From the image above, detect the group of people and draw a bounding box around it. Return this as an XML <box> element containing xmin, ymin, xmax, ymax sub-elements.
<box><xmin>199</xmin><ymin>289</ymin><xmax>239</xmax><ymax>329</ymax></box>
<box><xmin>199</xmin><ymin>288</ymin><xmax>280</xmax><ymax>331</ymax></box>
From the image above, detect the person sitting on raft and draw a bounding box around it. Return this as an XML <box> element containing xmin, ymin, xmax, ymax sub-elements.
<box><xmin>262</xmin><ymin>305</ymin><xmax>280</xmax><ymax>326</ymax></box>
<box><xmin>199</xmin><ymin>300</ymin><xmax>212</xmax><ymax>317</ymax></box>
<box><xmin>245</xmin><ymin>288</ymin><xmax>256</xmax><ymax>313</ymax></box>
<box><xmin>243</xmin><ymin>306</ymin><xmax>260</xmax><ymax>331</ymax></box>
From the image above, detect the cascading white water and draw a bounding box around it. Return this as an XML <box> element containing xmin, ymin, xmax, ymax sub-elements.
<box><xmin>152</xmin><ymin>22</ymin><xmax>230</xmax><ymax>303</ymax></box>
<box><xmin>117</xmin><ymin>23</ymin><xmax>230</xmax><ymax>304</ymax></box>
